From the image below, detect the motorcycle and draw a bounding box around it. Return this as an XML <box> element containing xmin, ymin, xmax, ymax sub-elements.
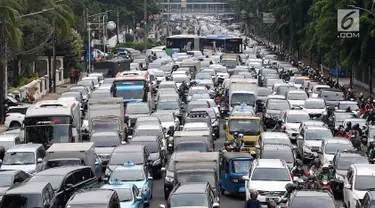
<box><xmin>320</xmin><ymin>179</ymin><xmax>333</xmax><ymax>193</ymax></box>
<box><xmin>267</xmin><ymin>197</ymin><xmax>288</xmax><ymax>208</ymax></box>
<box><xmin>223</xmin><ymin>142</ymin><xmax>233</xmax><ymax>152</ymax></box>
<box><xmin>293</xmin><ymin>176</ymin><xmax>306</xmax><ymax>190</ymax></box>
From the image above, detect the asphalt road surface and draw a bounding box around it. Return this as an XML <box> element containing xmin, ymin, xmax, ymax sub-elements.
<box><xmin>148</xmin><ymin>119</ymin><xmax>344</xmax><ymax>208</ymax></box>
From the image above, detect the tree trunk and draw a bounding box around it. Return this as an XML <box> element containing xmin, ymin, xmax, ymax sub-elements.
<box><xmin>0</xmin><ymin>27</ymin><xmax>6</xmax><ymax>124</ymax></box>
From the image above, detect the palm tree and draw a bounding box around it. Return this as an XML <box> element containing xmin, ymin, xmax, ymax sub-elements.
<box><xmin>0</xmin><ymin>0</ymin><xmax>23</xmax><ymax>47</ymax></box>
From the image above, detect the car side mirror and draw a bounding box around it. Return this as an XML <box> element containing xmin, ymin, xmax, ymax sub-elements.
<box><xmin>297</xmin><ymin>135</ymin><xmax>303</xmax><ymax>140</ymax></box>
<box><xmin>136</xmin><ymin>196</ymin><xmax>143</xmax><ymax>201</ymax></box>
<box><xmin>95</xmin><ymin>160</ymin><xmax>100</xmax><ymax>165</ymax></box>
<box><xmin>161</xmin><ymin>167</ymin><xmax>166</xmax><ymax>172</ymax></box>
<box><xmin>148</xmin><ymin>176</ymin><xmax>153</xmax><ymax>180</ymax></box>
<box><xmin>65</xmin><ymin>183</ymin><xmax>73</xmax><ymax>191</ymax></box>
<box><xmin>0</xmin><ymin>159</ymin><xmax>3</xmax><ymax>164</ymax></box>
<box><xmin>255</xmin><ymin>144</ymin><xmax>261</xmax><ymax>149</ymax></box>
<box><xmin>344</xmin><ymin>183</ymin><xmax>352</xmax><ymax>189</ymax></box>
<box><xmin>242</xmin><ymin>176</ymin><xmax>249</xmax><ymax>181</ymax></box>
<box><xmin>213</xmin><ymin>202</ymin><xmax>220</xmax><ymax>208</ymax></box>
<box><xmin>317</xmin><ymin>151</ymin><xmax>323</xmax><ymax>155</ymax></box>
<box><xmin>37</xmin><ymin>158</ymin><xmax>43</xmax><ymax>163</ymax></box>
<box><xmin>159</xmin><ymin>205</ymin><xmax>166</xmax><ymax>208</ymax></box>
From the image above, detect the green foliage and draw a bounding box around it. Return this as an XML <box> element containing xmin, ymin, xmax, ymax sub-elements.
<box><xmin>57</xmin><ymin>29</ymin><xmax>84</xmax><ymax>69</ymax></box>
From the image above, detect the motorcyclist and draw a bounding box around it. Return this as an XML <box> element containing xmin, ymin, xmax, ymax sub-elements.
<box><xmin>367</xmin><ymin>138</ymin><xmax>375</xmax><ymax>158</ymax></box>
<box><xmin>230</xmin><ymin>133</ymin><xmax>244</xmax><ymax>152</ymax></box>
<box><xmin>345</xmin><ymin>121</ymin><xmax>352</xmax><ymax>133</ymax></box>
<box><xmin>309</xmin><ymin>158</ymin><xmax>322</xmax><ymax>177</ymax></box>
<box><xmin>346</xmin><ymin>106</ymin><xmax>352</xmax><ymax>113</ymax></box>
<box><xmin>244</xmin><ymin>189</ymin><xmax>261</xmax><ymax>208</ymax></box>
<box><xmin>280</xmin><ymin>183</ymin><xmax>295</xmax><ymax>202</ymax></box>
<box><xmin>335</xmin><ymin>125</ymin><xmax>347</xmax><ymax>137</ymax></box>
<box><xmin>352</xmin><ymin>123</ymin><xmax>363</xmax><ymax>138</ymax></box>
<box><xmin>179</xmin><ymin>81</ymin><xmax>188</xmax><ymax>102</ymax></box>
<box><xmin>291</xmin><ymin>159</ymin><xmax>308</xmax><ymax>180</ymax></box>
<box><xmin>318</xmin><ymin>164</ymin><xmax>334</xmax><ymax>181</ymax></box>
<box><xmin>189</xmin><ymin>80</ymin><xmax>197</xmax><ymax>87</ymax></box>
<box><xmin>304</xmin><ymin>175</ymin><xmax>322</xmax><ymax>190</ymax></box>
<box><xmin>250</xmin><ymin>151</ymin><xmax>257</xmax><ymax>160</ymax></box>
<box><xmin>272</xmin><ymin>119</ymin><xmax>283</xmax><ymax>132</ymax></box>
<box><xmin>167</xmin><ymin>125</ymin><xmax>175</xmax><ymax>136</ymax></box>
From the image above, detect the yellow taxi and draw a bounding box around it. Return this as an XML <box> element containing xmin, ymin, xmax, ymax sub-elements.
<box><xmin>224</xmin><ymin>114</ymin><xmax>263</xmax><ymax>152</ymax></box>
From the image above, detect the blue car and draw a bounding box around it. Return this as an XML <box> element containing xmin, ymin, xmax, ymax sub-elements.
<box><xmin>106</xmin><ymin>162</ymin><xmax>153</xmax><ymax>206</ymax></box>
<box><xmin>101</xmin><ymin>182</ymin><xmax>145</xmax><ymax>208</ymax></box>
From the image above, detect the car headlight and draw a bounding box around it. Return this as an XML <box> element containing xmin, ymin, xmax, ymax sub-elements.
<box><xmin>153</xmin><ymin>158</ymin><xmax>161</xmax><ymax>166</ymax></box>
<box><xmin>141</xmin><ymin>185</ymin><xmax>149</xmax><ymax>192</ymax></box>
<box><xmin>336</xmin><ymin>174</ymin><xmax>344</xmax><ymax>181</ymax></box>
<box><xmin>212</xmin><ymin>120</ymin><xmax>219</xmax><ymax>126</ymax></box>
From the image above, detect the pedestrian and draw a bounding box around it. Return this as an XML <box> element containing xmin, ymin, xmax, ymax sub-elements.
<box><xmin>69</xmin><ymin>67</ymin><xmax>76</xmax><ymax>84</ymax></box>
<box><xmin>75</xmin><ymin>69</ymin><xmax>81</xmax><ymax>83</ymax></box>
<box><xmin>244</xmin><ymin>189</ymin><xmax>261</xmax><ymax>208</ymax></box>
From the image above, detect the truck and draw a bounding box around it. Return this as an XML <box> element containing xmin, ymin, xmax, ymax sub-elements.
<box><xmin>228</xmin><ymin>82</ymin><xmax>258</xmax><ymax>111</ymax></box>
<box><xmin>44</xmin><ymin>142</ymin><xmax>102</xmax><ymax>179</ymax></box>
<box><xmin>87</xmin><ymin>98</ymin><xmax>124</xmax><ymax>140</ymax></box>
<box><xmin>21</xmin><ymin>99</ymin><xmax>81</xmax><ymax>149</ymax></box>
<box><xmin>173</xmin><ymin>152</ymin><xmax>220</xmax><ymax>201</ymax></box>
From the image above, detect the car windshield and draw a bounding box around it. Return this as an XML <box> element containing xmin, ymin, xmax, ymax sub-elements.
<box><xmin>109</xmin><ymin>152</ymin><xmax>144</xmax><ymax>165</ymax></box>
<box><xmin>320</xmin><ymin>91</ymin><xmax>344</xmax><ymax>101</ymax></box>
<box><xmin>287</xmin><ymin>114</ymin><xmax>310</xmax><ymax>123</ymax></box>
<box><xmin>170</xmin><ymin>193</ymin><xmax>209</xmax><ymax>207</ymax></box>
<box><xmin>173</xmin><ymin>76</ymin><xmax>188</xmax><ymax>83</ymax></box>
<box><xmin>192</xmin><ymin>94</ymin><xmax>210</xmax><ymax>101</ymax></box>
<box><xmin>231</xmin><ymin>93</ymin><xmax>256</xmax><ymax>106</ymax></box>
<box><xmin>110</xmin><ymin>169</ymin><xmax>145</xmax><ymax>181</ymax></box>
<box><xmin>126</xmin><ymin>105</ymin><xmax>150</xmax><ymax>114</ymax></box>
<box><xmin>177</xmin><ymin>172</ymin><xmax>215</xmax><ymax>187</ymax></box>
<box><xmin>134</xmin><ymin>128</ymin><xmax>162</xmax><ymax>137</ymax></box>
<box><xmin>277</xmin><ymin>86</ymin><xmax>295</xmax><ymax>96</ymax></box>
<box><xmin>175</xmin><ymin>143</ymin><xmax>207</xmax><ymax>152</ymax></box>
<box><xmin>91</xmin><ymin>92</ymin><xmax>111</xmax><ymax>99</ymax></box>
<box><xmin>251</xmin><ymin>168</ymin><xmax>290</xmax><ymax>181</ymax></box>
<box><xmin>157</xmin><ymin>102</ymin><xmax>179</xmax><ymax>110</ymax></box>
<box><xmin>355</xmin><ymin>176</ymin><xmax>375</xmax><ymax>190</ymax></box>
<box><xmin>335</xmin><ymin>113</ymin><xmax>355</xmax><ymax>122</ymax></box>
<box><xmin>187</xmin><ymin>104</ymin><xmax>208</xmax><ymax>112</ymax></box>
<box><xmin>258</xmin><ymin>88</ymin><xmax>271</xmax><ymax>97</ymax></box>
<box><xmin>1</xmin><ymin>194</ymin><xmax>43</xmax><ymax>208</ymax></box>
<box><xmin>0</xmin><ymin>175</ymin><xmax>12</xmax><ymax>187</ymax></box>
<box><xmin>113</xmin><ymin>188</ymin><xmax>133</xmax><ymax>202</ymax></box>
<box><xmin>91</xmin><ymin>135</ymin><xmax>119</xmax><ymax>147</ymax></box>
<box><xmin>229</xmin><ymin>119</ymin><xmax>260</xmax><ymax>135</ymax></box>
<box><xmin>70</xmin><ymin>88</ymin><xmax>88</xmax><ymax>95</ymax></box>
<box><xmin>232</xmin><ymin>160</ymin><xmax>253</xmax><ymax>173</ymax></box>
<box><xmin>222</xmin><ymin>59</ymin><xmax>237</xmax><ymax>68</ymax></box>
<box><xmin>132</xmin><ymin>141</ymin><xmax>158</xmax><ymax>153</ymax></box>
<box><xmin>295</xmin><ymin>78</ymin><xmax>307</xmax><ymax>85</ymax></box>
<box><xmin>154</xmin><ymin>114</ymin><xmax>174</xmax><ymax>122</ymax></box>
<box><xmin>46</xmin><ymin>159</ymin><xmax>83</xmax><ymax>169</ymax></box>
<box><xmin>29</xmin><ymin>175</ymin><xmax>64</xmax><ymax>190</ymax></box>
<box><xmin>304</xmin><ymin>100</ymin><xmax>325</xmax><ymax>109</ymax></box>
<box><xmin>92</xmin><ymin>120</ymin><xmax>120</xmax><ymax>132</ymax></box>
<box><xmin>290</xmin><ymin>197</ymin><xmax>335</xmax><ymax>208</ymax></box>
<box><xmin>339</xmin><ymin>103</ymin><xmax>359</xmax><ymax>111</ymax></box>
<box><xmin>261</xmin><ymin>151</ymin><xmax>295</xmax><ymax>163</ymax></box>
<box><xmin>288</xmin><ymin>92</ymin><xmax>308</xmax><ymax>100</ymax></box>
<box><xmin>267</xmin><ymin>100</ymin><xmax>290</xmax><ymax>110</ymax></box>
<box><xmin>313</xmin><ymin>86</ymin><xmax>330</xmax><ymax>93</ymax></box>
<box><xmin>196</xmin><ymin>73</ymin><xmax>211</xmax><ymax>80</ymax></box>
<box><xmin>305</xmin><ymin>129</ymin><xmax>332</xmax><ymax>140</ymax></box>
<box><xmin>266</xmin><ymin>79</ymin><xmax>283</xmax><ymax>87</ymax></box>
<box><xmin>3</xmin><ymin>152</ymin><xmax>35</xmax><ymax>165</ymax></box>
<box><xmin>325</xmin><ymin>143</ymin><xmax>352</xmax><ymax>154</ymax></box>
<box><xmin>337</xmin><ymin>157</ymin><xmax>369</xmax><ymax>170</ymax></box>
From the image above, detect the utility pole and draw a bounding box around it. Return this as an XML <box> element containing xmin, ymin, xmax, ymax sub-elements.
<box><xmin>116</xmin><ymin>8</ymin><xmax>120</xmax><ymax>44</ymax></box>
<box><xmin>144</xmin><ymin>0</ymin><xmax>148</xmax><ymax>51</ymax></box>
<box><xmin>88</xmin><ymin>22</ymin><xmax>91</xmax><ymax>73</ymax></box>
<box><xmin>102</xmin><ymin>14</ymin><xmax>106</xmax><ymax>54</ymax></box>
<box><xmin>167</xmin><ymin>0</ymin><xmax>170</xmax><ymax>36</ymax></box>
<box><xmin>52</xmin><ymin>26</ymin><xmax>57</xmax><ymax>93</ymax></box>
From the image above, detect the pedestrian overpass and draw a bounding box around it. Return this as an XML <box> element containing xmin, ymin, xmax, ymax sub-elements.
<box><xmin>161</xmin><ymin>0</ymin><xmax>234</xmax><ymax>15</ymax></box>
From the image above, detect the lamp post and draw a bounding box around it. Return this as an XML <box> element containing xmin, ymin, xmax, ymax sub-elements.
<box><xmin>348</xmin><ymin>3</ymin><xmax>375</xmax><ymax>94</ymax></box>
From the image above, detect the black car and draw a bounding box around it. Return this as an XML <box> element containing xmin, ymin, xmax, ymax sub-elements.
<box><xmin>289</xmin><ymin>190</ymin><xmax>336</xmax><ymax>208</ymax></box>
<box><xmin>0</xmin><ymin>181</ymin><xmax>58</xmax><ymax>208</ymax></box>
<box><xmin>263</xmin><ymin>99</ymin><xmax>291</xmax><ymax>128</ymax></box>
<box><xmin>318</xmin><ymin>89</ymin><xmax>345</xmax><ymax>107</ymax></box>
<box><xmin>0</xmin><ymin>170</ymin><xmax>31</xmax><ymax>200</ymax></box>
<box><xmin>131</xmin><ymin>135</ymin><xmax>167</xmax><ymax>179</ymax></box>
<box><xmin>331</xmin><ymin>150</ymin><xmax>368</xmax><ymax>196</ymax></box>
<box><xmin>28</xmin><ymin>166</ymin><xmax>98</xmax><ymax>207</ymax></box>
<box><xmin>358</xmin><ymin>190</ymin><xmax>375</xmax><ymax>208</ymax></box>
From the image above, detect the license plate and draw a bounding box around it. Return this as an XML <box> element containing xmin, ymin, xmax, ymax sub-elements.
<box><xmin>266</xmin><ymin>197</ymin><xmax>277</xmax><ymax>202</ymax></box>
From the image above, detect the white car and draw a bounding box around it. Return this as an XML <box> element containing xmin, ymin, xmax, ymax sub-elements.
<box><xmin>344</xmin><ymin>164</ymin><xmax>375</xmax><ymax>208</ymax></box>
<box><xmin>286</xmin><ymin>90</ymin><xmax>308</xmax><ymax>107</ymax></box>
<box><xmin>319</xmin><ymin>137</ymin><xmax>353</xmax><ymax>165</ymax></box>
<box><xmin>297</xmin><ymin>126</ymin><xmax>333</xmax><ymax>161</ymax></box>
<box><xmin>281</xmin><ymin>110</ymin><xmax>310</xmax><ymax>140</ymax></box>
<box><xmin>303</xmin><ymin>98</ymin><xmax>327</xmax><ymax>118</ymax></box>
<box><xmin>309</xmin><ymin>85</ymin><xmax>330</xmax><ymax>98</ymax></box>
<box><xmin>5</xmin><ymin>106</ymin><xmax>28</xmax><ymax>128</ymax></box>
<box><xmin>244</xmin><ymin>159</ymin><xmax>292</xmax><ymax>203</ymax></box>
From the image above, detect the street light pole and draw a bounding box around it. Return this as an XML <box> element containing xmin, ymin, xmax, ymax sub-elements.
<box><xmin>87</xmin><ymin>22</ymin><xmax>91</xmax><ymax>73</ymax></box>
<box><xmin>144</xmin><ymin>0</ymin><xmax>148</xmax><ymax>51</ymax></box>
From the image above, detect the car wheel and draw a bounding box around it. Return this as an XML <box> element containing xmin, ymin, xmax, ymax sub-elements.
<box><xmin>9</xmin><ymin>121</ymin><xmax>21</xmax><ymax>128</ymax></box>
<box><xmin>164</xmin><ymin>191</ymin><xmax>169</xmax><ymax>200</ymax></box>
<box><xmin>215</xmin><ymin>130</ymin><xmax>220</xmax><ymax>139</ymax></box>
<box><xmin>220</xmin><ymin>186</ymin><xmax>225</xmax><ymax>195</ymax></box>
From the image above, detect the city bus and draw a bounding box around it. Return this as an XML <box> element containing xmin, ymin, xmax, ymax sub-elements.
<box><xmin>202</xmin><ymin>35</ymin><xmax>243</xmax><ymax>54</ymax></box>
<box><xmin>112</xmin><ymin>71</ymin><xmax>153</xmax><ymax>109</ymax></box>
<box><xmin>166</xmin><ymin>34</ymin><xmax>201</xmax><ymax>55</ymax></box>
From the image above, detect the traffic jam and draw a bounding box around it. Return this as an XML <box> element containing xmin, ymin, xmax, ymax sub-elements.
<box><xmin>1</xmin><ymin>15</ymin><xmax>375</xmax><ymax>208</ymax></box>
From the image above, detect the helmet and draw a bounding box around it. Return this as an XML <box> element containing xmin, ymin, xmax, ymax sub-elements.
<box><xmin>296</xmin><ymin>159</ymin><xmax>303</xmax><ymax>167</ymax></box>
<box><xmin>206</xmin><ymin>85</ymin><xmax>210</xmax><ymax>90</ymax></box>
<box><xmin>233</xmin><ymin>132</ymin><xmax>239</xmax><ymax>138</ymax></box>
<box><xmin>124</xmin><ymin>114</ymin><xmax>129</xmax><ymax>119</ymax></box>
<box><xmin>285</xmin><ymin>183</ymin><xmax>294</xmax><ymax>192</ymax></box>
<box><xmin>314</xmin><ymin>158</ymin><xmax>320</xmax><ymax>166</ymax></box>
<box><xmin>250</xmin><ymin>151</ymin><xmax>256</xmax><ymax>158</ymax></box>
<box><xmin>249</xmin><ymin>189</ymin><xmax>258</xmax><ymax>199</ymax></box>
<box><xmin>182</xmin><ymin>80</ymin><xmax>186</xmax><ymax>85</ymax></box>
<box><xmin>238</xmin><ymin>133</ymin><xmax>244</xmax><ymax>139</ymax></box>
<box><xmin>346</xmin><ymin>121</ymin><xmax>352</xmax><ymax>127</ymax></box>
<box><xmin>322</xmin><ymin>163</ymin><xmax>330</xmax><ymax>172</ymax></box>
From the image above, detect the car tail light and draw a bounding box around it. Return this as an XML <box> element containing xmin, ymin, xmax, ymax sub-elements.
<box><xmin>5</xmin><ymin>114</ymin><xmax>9</xmax><ymax>118</ymax></box>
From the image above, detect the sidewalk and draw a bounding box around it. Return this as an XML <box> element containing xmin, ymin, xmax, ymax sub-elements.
<box><xmin>300</xmin><ymin>57</ymin><xmax>374</xmax><ymax>97</ymax></box>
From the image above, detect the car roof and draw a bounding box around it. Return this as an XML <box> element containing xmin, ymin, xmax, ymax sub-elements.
<box><xmin>301</xmin><ymin>120</ymin><xmax>325</xmax><ymax>126</ymax></box>
<box><xmin>173</xmin><ymin>183</ymin><xmax>208</xmax><ymax>194</ymax></box>
<box><xmin>69</xmin><ymin>189</ymin><xmax>114</xmax><ymax>204</ymax></box>
<box><xmin>34</xmin><ymin>166</ymin><xmax>90</xmax><ymax>176</ymax></box>
<box><xmin>286</xmin><ymin>110</ymin><xmax>309</xmax><ymax>115</ymax></box>
<box><xmin>261</xmin><ymin>132</ymin><xmax>289</xmax><ymax>139</ymax></box>
<box><xmin>136</xmin><ymin>124</ymin><xmax>160</xmax><ymax>129</ymax></box>
<box><xmin>7</xmin><ymin>182</ymin><xmax>50</xmax><ymax>194</ymax></box>
<box><xmin>305</xmin><ymin>98</ymin><xmax>324</xmax><ymax>102</ymax></box>
<box><xmin>113</xmin><ymin>144</ymin><xmax>144</xmax><ymax>153</ymax></box>
<box><xmin>325</xmin><ymin>137</ymin><xmax>351</xmax><ymax>144</ymax></box>
<box><xmin>263</xmin><ymin>144</ymin><xmax>292</xmax><ymax>151</ymax></box>
<box><xmin>255</xmin><ymin>159</ymin><xmax>286</xmax><ymax>168</ymax></box>
<box><xmin>294</xmin><ymin>190</ymin><xmax>332</xmax><ymax>197</ymax></box>
<box><xmin>91</xmin><ymin>131</ymin><xmax>119</xmax><ymax>137</ymax></box>
<box><xmin>8</xmin><ymin>144</ymin><xmax>42</xmax><ymax>152</ymax></box>
<box><xmin>127</xmin><ymin>102</ymin><xmax>149</xmax><ymax>107</ymax></box>
<box><xmin>184</xmin><ymin>122</ymin><xmax>208</xmax><ymax>128</ymax></box>
<box><xmin>131</xmin><ymin>136</ymin><xmax>158</xmax><ymax>142</ymax></box>
<box><xmin>0</xmin><ymin>170</ymin><xmax>21</xmax><ymax>176</ymax></box>
<box><xmin>306</xmin><ymin>126</ymin><xmax>330</xmax><ymax>131</ymax></box>
<box><xmin>353</xmin><ymin>164</ymin><xmax>375</xmax><ymax>175</ymax></box>
<box><xmin>0</xmin><ymin>134</ymin><xmax>18</xmax><ymax>141</ymax></box>
<box><xmin>287</xmin><ymin>90</ymin><xmax>307</xmax><ymax>94</ymax></box>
